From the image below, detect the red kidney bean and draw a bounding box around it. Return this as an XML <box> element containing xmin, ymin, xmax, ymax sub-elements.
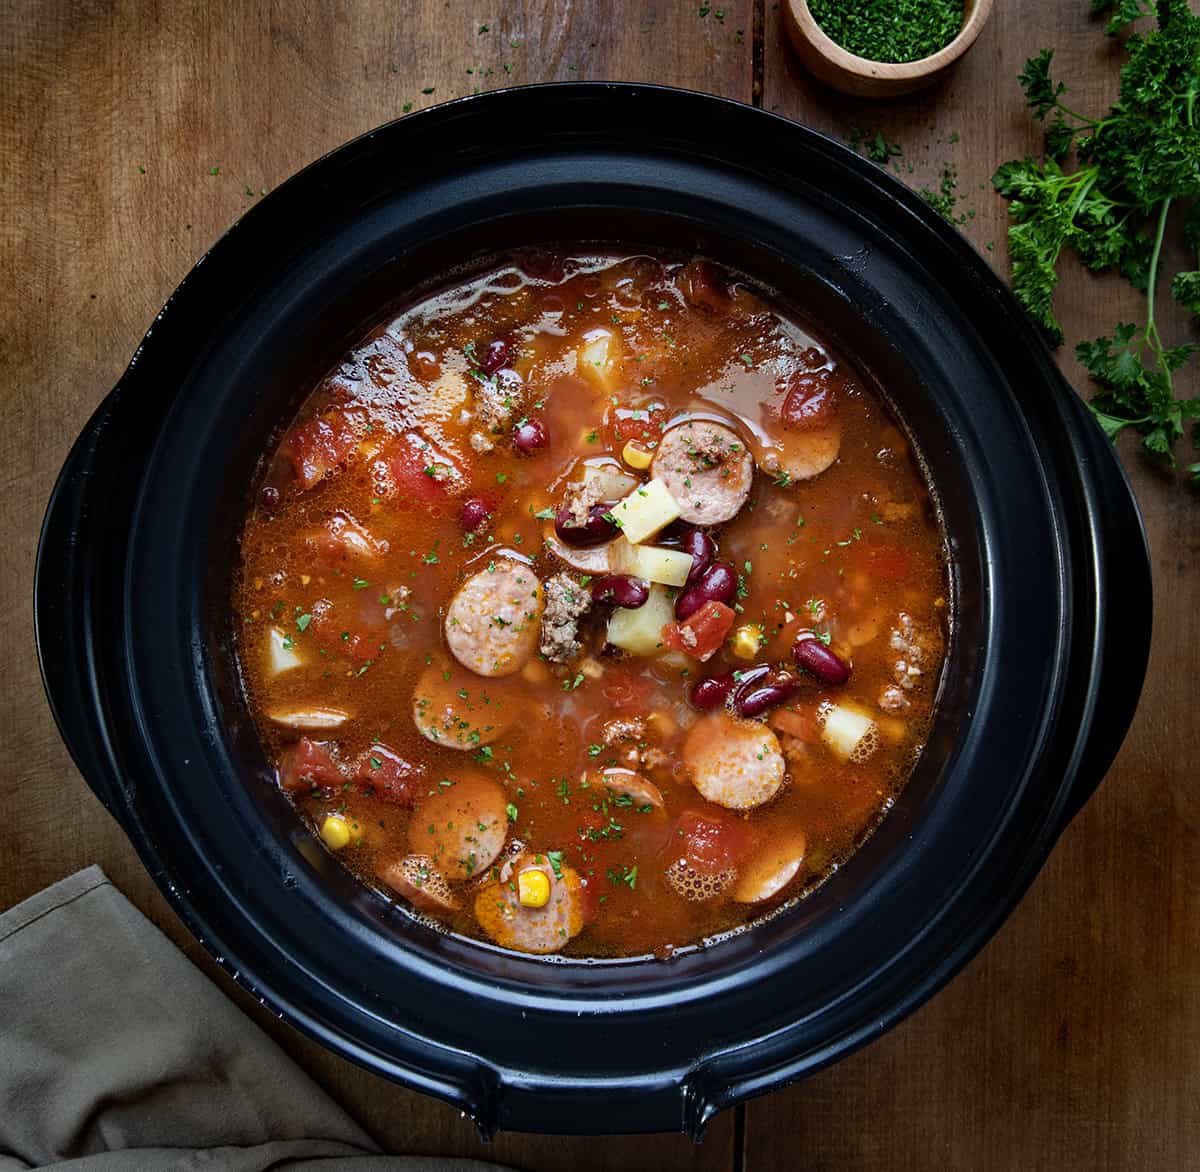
<box><xmin>681</xmin><ymin>527</ymin><xmax>717</xmax><ymax>586</ymax></box>
<box><xmin>675</xmin><ymin>562</ymin><xmax>736</xmax><ymax>620</ymax></box>
<box><xmin>590</xmin><ymin>574</ymin><xmax>649</xmax><ymax>609</ymax></box>
<box><xmin>793</xmin><ymin>635</ymin><xmax>851</xmax><ymax>685</ymax></box>
<box><xmin>677</xmin><ymin>259</ymin><xmax>728</xmax><ymax>312</ymax></box>
<box><xmin>259</xmin><ymin>485</ymin><xmax>281</xmax><ymax>512</ymax></box>
<box><xmin>690</xmin><ymin>672</ymin><xmax>735</xmax><ymax>710</ymax></box>
<box><xmin>732</xmin><ymin>666</ymin><xmax>802</xmax><ymax>719</ymax></box>
<box><xmin>555</xmin><ymin>501</ymin><xmax>619</xmax><ymax>547</ymax></box>
<box><xmin>480</xmin><ymin>338</ymin><xmax>510</xmax><ymax>374</ymax></box>
<box><xmin>513</xmin><ymin>418</ymin><xmax>549</xmax><ymax>454</ymax></box>
<box><xmin>459</xmin><ymin>497</ymin><xmax>492</xmax><ymax>532</ymax></box>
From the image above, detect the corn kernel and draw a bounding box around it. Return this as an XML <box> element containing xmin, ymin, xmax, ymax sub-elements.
<box><xmin>517</xmin><ymin>868</ymin><xmax>551</xmax><ymax>908</ymax></box>
<box><xmin>621</xmin><ymin>439</ymin><xmax>654</xmax><ymax>470</ymax></box>
<box><xmin>731</xmin><ymin>625</ymin><xmax>763</xmax><ymax>660</ymax></box>
<box><xmin>320</xmin><ymin>815</ymin><xmax>352</xmax><ymax>851</ymax></box>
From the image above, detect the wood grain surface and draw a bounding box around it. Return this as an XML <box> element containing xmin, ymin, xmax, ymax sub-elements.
<box><xmin>1</xmin><ymin>2</ymin><xmax>1195</xmax><ymax>1169</ymax></box>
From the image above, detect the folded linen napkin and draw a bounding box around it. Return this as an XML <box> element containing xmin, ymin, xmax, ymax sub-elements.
<box><xmin>0</xmin><ymin>866</ymin><xmax>510</xmax><ymax>1172</ymax></box>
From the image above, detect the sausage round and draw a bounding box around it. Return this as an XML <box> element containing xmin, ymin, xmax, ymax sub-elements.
<box><xmin>542</xmin><ymin>528</ymin><xmax>616</xmax><ymax>574</ymax></box>
<box><xmin>444</xmin><ymin>559</ymin><xmax>544</xmax><ymax>677</ymax></box>
<box><xmin>407</xmin><ymin>774</ymin><xmax>509</xmax><ymax>880</ymax></box>
<box><xmin>473</xmin><ymin>853</ymin><xmax>586</xmax><ymax>954</ymax></box>
<box><xmin>650</xmin><ymin>420</ymin><xmax>754</xmax><ymax>525</ymax></box>
<box><xmin>730</xmin><ymin>832</ymin><xmax>807</xmax><ymax>903</ymax></box>
<box><xmin>267</xmin><ymin>706</ymin><xmax>350</xmax><ymax>731</ymax></box>
<box><xmin>597</xmin><ymin>768</ymin><xmax>665</xmax><ymax>811</ymax></box>
<box><xmin>411</xmin><ymin>660</ymin><xmax>510</xmax><ymax>751</ymax></box>
<box><xmin>683</xmin><ymin>711</ymin><xmax>786</xmax><ymax>810</ymax></box>
<box><xmin>777</xmin><ymin>424</ymin><xmax>840</xmax><ymax>481</ymax></box>
<box><xmin>377</xmin><ymin>854</ymin><xmax>461</xmax><ymax>917</ymax></box>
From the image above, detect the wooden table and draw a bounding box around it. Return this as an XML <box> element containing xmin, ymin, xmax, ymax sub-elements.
<box><xmin>3</xmin><ymin>3</ymin><xmax>1197</xmax><ymax>1168</ymax></box>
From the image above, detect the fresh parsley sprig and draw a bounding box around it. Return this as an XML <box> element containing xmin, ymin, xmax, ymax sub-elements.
<box><xmin>993</xmin><ymin>0</ymin><xmax>1200</xmax><ymax>480</ymax></box>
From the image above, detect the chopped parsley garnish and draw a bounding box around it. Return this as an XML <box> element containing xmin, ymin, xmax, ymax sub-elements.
<box><xmin>607</xmin><ymin>864</ymin><xmax>638</xmax><ymax>890</ymax></box>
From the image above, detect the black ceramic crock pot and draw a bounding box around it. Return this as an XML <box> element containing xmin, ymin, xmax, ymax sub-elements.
<box><xmin>35</xmin><ymin>84</ymin><xmax>1152</xmax><ymax>1137</ymax></box>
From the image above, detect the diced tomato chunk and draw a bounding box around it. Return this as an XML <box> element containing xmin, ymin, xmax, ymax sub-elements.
<box><xmin>608</xmin><ymin>402</ymin><xmax>666</xmax><ymax>447</ymax></box>
<box><xmin>661</xmin><ymin>601</ymin><xmax>736</xmax><ymax>661</ymax></box>
<box><xmin>672</xmin><ymin>809</ymin><xmax>752</xmax><ymax>875</ymax></box>
<box><xmin>370</xmin><ymin>431</ymin><xmax>463</xmax><ymax>507</ymax></box>
<box><xmin>283</xmin><ymin>411</ymin><xmax>360</xmax><ymax>490</ymax></box>
<box><xmin>354</xmin><ymin>744</ymin><xmax>422</xmax><ymax>806</ymax></box>
<box><xmin>278</xmin><ymin>737</ymin><xmax>343</xmax><ymax>793</ymax></box>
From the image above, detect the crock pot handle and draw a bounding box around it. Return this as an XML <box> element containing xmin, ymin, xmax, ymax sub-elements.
<box><xmin>35</xmin><ymin>389</ymin><xmax>129</xmax><ymax>819</ymax></box>
<box><xmin>1055</xmin><ymin>390</ymin><xmax>1153</xmax><ymax>830</ymax></box>
<box><xmin>481</xmin><ymin>1070</ymin><xmax>721</xmax><ymax>1138</ymax></box>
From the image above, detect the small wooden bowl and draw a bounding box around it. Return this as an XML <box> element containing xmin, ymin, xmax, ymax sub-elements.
<box><xmin>784</xmin><ymin>0</ymin><xmax>994</xmax><ymax>98</ymax></box>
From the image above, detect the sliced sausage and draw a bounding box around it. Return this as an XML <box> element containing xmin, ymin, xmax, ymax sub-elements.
<box><xmin>444</xmin><ymin>559</ymin><xmax>543</xmax><ymax>677</ymax></box>
<box><xmin>408</xmin><ymin>774</ymin><xmax>509</xmax><ymax>880</ymax></box>
<box><xmin>651</xmin><ymin>420</ymin><xmax>754</xmax><ymax>524</ymax></box>
<box><xmin>776</xmin><ymin>425</ymin><xmax>840</xmax><ymax>481</ymax></box>
<box><xmin>411</xmin><ymin>660</ymin><xmax>510</xmax><ymax>750</ymax></box>
<box><xmin>542</xmin><ymin>529</ymin><xmax>616</xmax><ymax>574</ymax></box>
<box><xmin>597</xmin><ymin>768</ymin><xmax>665</xmax><ymax>811</ymax></box>
<box><xmin>683</xmin><ymin>711</ymin><xmax>786</xmax><ymax>810</ymax></box>
<box><xmin>776</xmin><ymin>367</ymin><xmax>842</xmax><ymax>480</ymax></box>
<box><xmin>473</xmin><ymin>853</ymin><xmax>586</xmax><ymax>954</ymax></box>
<box><xmin>267</xmin><ymin>706</ymin><xmax>350</xmax><ymax>732</ymax></box>
<box><xmin>377</xmin><ymin>854</ymin><xmax>461</xmax><ymax>917</ymax></box>
<box><xmin>731</xmin><ymin>832</ymin><xmax>807</xmax><ymax>903</ymax></box>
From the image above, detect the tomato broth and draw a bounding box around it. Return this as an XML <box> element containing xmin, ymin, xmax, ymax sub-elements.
<box><xmin>233</xmin><ymin>251</ymin><xmax>947</xmax><ymax>958</ymax></box>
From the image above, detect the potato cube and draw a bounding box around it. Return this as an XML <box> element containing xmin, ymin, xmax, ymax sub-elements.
<box><xmin>606</xmin><ymin>584</ymin><xmax>675</xmax><ymax>657</ymax></box>
<box><xmin>820</xmin><ymin>702</ymin><xmax>880</xmax><ymax>763</ymax></box>
<box><xmin>268</xmin><ymin>626</ymin><xmax>303</xmax><ymax>675</ymax></box>
<box><xmin>611</xmin><ymin>540</ymin><xmax>693</xmax><ymax>587</ymax></box>
<box><xmin>610</xmin><ymin>478</ymin><xmax>682</xmax><ymax>545</ymax></box>
<box><xmin>577</xmin><ymin>327</ymin><xmax>621</xmax><ymax>392</ymax></box>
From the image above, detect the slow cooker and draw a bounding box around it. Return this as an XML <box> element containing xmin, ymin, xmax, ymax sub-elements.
<box><xmin>35</xmin><ymin>84</ymin><xmax>1151</xmax><ymax>1136</ymax></box>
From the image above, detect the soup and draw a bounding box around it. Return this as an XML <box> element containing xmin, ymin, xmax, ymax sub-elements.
<box><xmin>233</xmin><ymin>251</ymin><xmax>947</xmax><ymax>958</ymax></box>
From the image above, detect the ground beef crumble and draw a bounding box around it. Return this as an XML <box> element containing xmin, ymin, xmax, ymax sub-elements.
<box><xmin>538</xmin><ymin>572</ymin><xmax>592</xmax><ymax>663</ymax></box>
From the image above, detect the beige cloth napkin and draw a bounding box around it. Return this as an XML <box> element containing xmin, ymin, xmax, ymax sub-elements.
<box><xmin>0</xmin><ymin>866</ymin><xmax>512</xmax><ymax>1172</ymax></box>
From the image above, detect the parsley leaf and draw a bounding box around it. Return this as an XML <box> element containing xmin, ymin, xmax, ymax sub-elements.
<box><xmin>994</xmin><ymin>1</ymin><xmax>1200</xmax><ymax>480</ymax></box>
